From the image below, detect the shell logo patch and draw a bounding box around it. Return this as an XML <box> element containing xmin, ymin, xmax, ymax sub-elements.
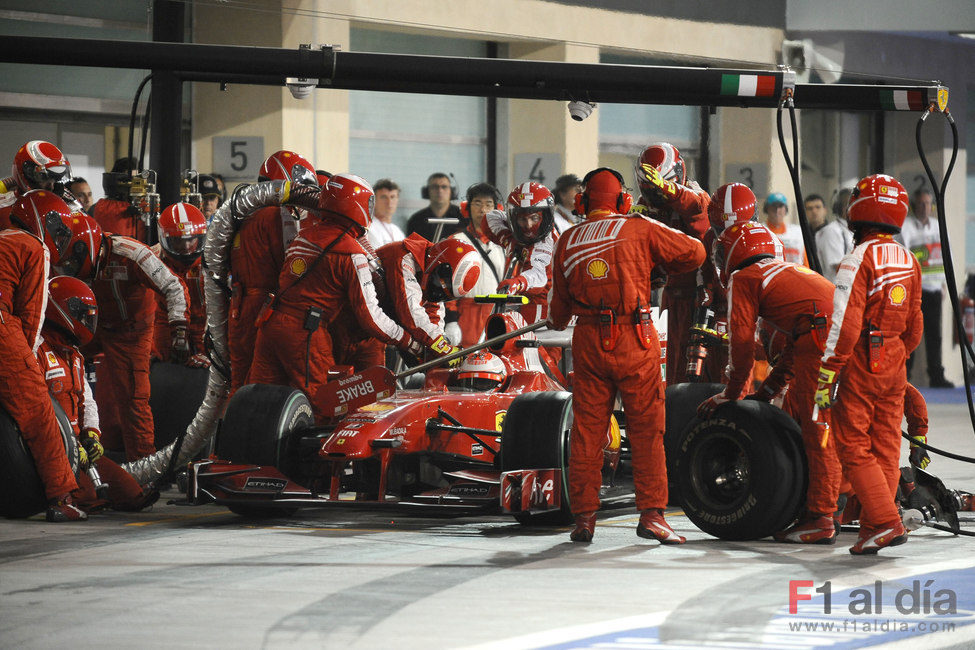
<box><xmin>796</xmin><ymin>266</ymin><xmax>815</xmax><ymax>275</ymax></box>
<box><xmin>586</xmin><ymin>258</ymin><xmax>609</xmax><ymax>280</ymax></box>
<box><xmin>46</xmin><ymin>351</ymin><xmax>59</xmax><ymax>367</ymax></box>
<box><xmin>889</xmin><ymin>283</ymin><xmax>907</xmax><ymax>306</ymax></box>
<box><xmin>290</xmin><ymin>258</ymin><xmax>307</xmax><ymax>276</ymax></box>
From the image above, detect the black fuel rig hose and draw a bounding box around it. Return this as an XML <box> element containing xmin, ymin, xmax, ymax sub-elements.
<box><xmin>776</xmin><ymin>94</ymin><xmax>823</xmax><ymax>275</ymax></box>
<box><xmin>915</xmin><ymin>105</ymin><xmax>975</xmax><ymax>461</ymax></box>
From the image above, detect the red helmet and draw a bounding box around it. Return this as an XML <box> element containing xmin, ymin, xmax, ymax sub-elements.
<box><xmin>451</xmin><ymin>351</ymin><xmax>507</xmax><ymax>392</ymax></box>
<box><xmin>45</xmin><ymin>276</ymin><xmax>98</xmax><ymax>347</ymax></box>
<box><xmin>158</xmin><ymin>202</ymin><xmax>207</xmax><ymax>263</ymax></box>
<box><xmin>847</xmin><ymin>174</ymin><xmax>908</xmax><ymax>233</ymax></box>
<box><xmin>715</xmin><ymin>222</ymin><xmax>784</xmax><ymax>287</ymax></box>
<box><xmin>318</xmin><ymin>173</ymin><xmax>375</xmax><ymax>236</ymax></box>
<box><xmin>9</xmin><ymin>190</ymin><xmax>89</xmax><ymax>272</ymax></box>
<box><xmin>506</xmin><ymin>181</ymin><xmax>555</xmax><ymax>245</ymax></box>
<box><xmin>57</xmin><ymin>212</ymin><xmax>102</xmax><ymax>280</ymax></box>
<box><xmin>258</xmin><ymin>150</ymin><xmax>317</xmax><ymax>186</ymax></box>
<box><xmin>708</xmin><ymin>183</ymin><xmax>757</xmax><ymax>233</ymax></box>
<box><xmin>12</xmin><ymin>141</ymin><xmax>71</xmax><ymax>194</ymax></box>
<box><xmin>423</xmin><ymin>239</ymin><xmax>481</xmax><ymax>301</ymax></box>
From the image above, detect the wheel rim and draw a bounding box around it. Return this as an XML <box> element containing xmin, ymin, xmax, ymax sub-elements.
<box><xmin>688</xmin><ymin>431</ymin><xmax>751</xmax><ymax>510</ymax></box>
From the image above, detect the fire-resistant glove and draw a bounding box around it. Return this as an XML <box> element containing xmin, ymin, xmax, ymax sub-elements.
<box><xmin>747</xmin><ymin>372</ymin><xmax>787</xmax><ymax>402</ymax></box>
<box><xmin>80</xmin><ymin>428</ymin><xmax>104</xmax><ymax>464</ymax></box>
<box><xmin>813</xmin><ymin>367</ymin><xmax>838</xmax><ymax>409</ymax></box>
<box><xmin>444</xmin><ymin>321</ymin><xmax>462</xmax><ymax>346</ymax></box>
<box><xmin>909</xmin><ymin>435</ymin><xmax>931</xmax><ymax>470</ymax></box>
<box><xmin>78</xmin><ymin>444</ymin><xmax>89</xmax><ymax>471</ymax></box>
<box><xmin>186</xmin><ymin>353</ymin><xmax>211</xmax><ymax>369</ymax></box>
<box><xmin>431</xmin><ymin>334</ymin><xmax>464</xmax><ymax>368</ymax></box>
<box><xmin>497</xmin><ymin>276</ymin><xmax>527</xmax><ymax>295</ymax></box>
<box><xmin>697</xmin><ymin>391</ymin><xmax>732</xmax><ymax>419</ymax></box>
<box><xmin>170</xmin><ymin>322</ymin><xmax>191</xmax><ymax>364</ymax></box>
<box><xmin>638</xmin><ymin>164</ymin><xmax>680</xmax><ymax>202</ymax></box>
<box><xmin>283</xmin><ymin>181</ymin><xmax>322</xmax><ymax>210</ymax></box>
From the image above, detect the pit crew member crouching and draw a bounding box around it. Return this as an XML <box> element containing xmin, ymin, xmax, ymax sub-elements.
<box><xmin>549</xmin><ymin>167</ymin><xmax>705</xmax><ymax>544</ymax></box>
<box><xmin>815</xmin><ymin>174</ymin><xmax>923</xmax><ymax>555</ymax></box>
<box><xmin>38</xmin><ymin>277</ymin><xmax>158</xmax><ymax>511</ymax></box>
<box><xmin>698</xmin><ymin>221</ymin><xmax>841</xmax><ymax>544</ymax></box>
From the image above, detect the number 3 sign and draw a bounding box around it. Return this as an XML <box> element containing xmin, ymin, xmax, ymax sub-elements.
<box><xmin>213</xmin><ymin>136</ymin><xmax>265</xmax><ymax>181</ymax></box>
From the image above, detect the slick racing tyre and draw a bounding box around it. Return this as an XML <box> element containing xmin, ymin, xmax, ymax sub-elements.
<box><xmin>664</xmin><ymin>382</ymin><xmax>725</xmax><ymax>502</ymax></box>
<box><xmin>500</xmin><ymin>391</ymin><xmax>574</xmax><ymax>525</ymax></box>
<box><xmin>675</xmin><ymin>400</ymin><xmax>804</xmax><ymax>540</ymax></box>
<box><xmin>0</xmin><ymin>399</ymin><xmax>80</xmax><ymax>518</ymax></box>
<box><xmin>150</xmin><ymin>361</ymin><xmax>208</xmax><ymax>449</ymax></box>
<box><xmin>215</xmin><ymin>383</ymin><xmax>313</xmax><ymax>480</ymax></box>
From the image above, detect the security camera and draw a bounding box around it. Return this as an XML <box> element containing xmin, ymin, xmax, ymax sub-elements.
<box><xmin>286</xmin><ymin>77</ymin><xmax>318</xmax><ymax>100</ymax></box>
<box><xmin>567</xmin><ymin>100</ymin><xmax>596</xmax><ymax>122</ymax></box>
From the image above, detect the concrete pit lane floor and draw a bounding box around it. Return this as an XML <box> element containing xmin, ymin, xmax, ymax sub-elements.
<box><xmin>3</xmin><ymin>388</ymin><xmax>975</xmax><ymax>650</ymax></box>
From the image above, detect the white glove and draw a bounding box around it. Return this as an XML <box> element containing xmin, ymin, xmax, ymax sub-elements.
<box><xmin>444</xmin><ymin>321</ymin><xmax>462</xmax><ymax>346</ymax></box>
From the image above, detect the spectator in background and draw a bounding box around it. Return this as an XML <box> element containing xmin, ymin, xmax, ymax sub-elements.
<box><xmin>210</xmin><ymin>173</ymin><xmax>227</xmax><ymax>203</ymax></box>
<box><xmin>406</xmin><ymin>172</ymin><xmax>463</xmax><ymax>242</ymax></box>
<box><xmin>552</xmin><ymin>173</ymin><xmax>583</xmax><ymax>234</ymax></box>
<box><xmin>366</xmin><ymin>178</ymin><xmax>406</xmax><ymax>249</ymax></box>
<box><xmin>763</xmin><ymin>192</ymin><xmax>805</xmax><ymax>266</ymax></box>
<box><xmin>815</xmin><ymin>188</ymin><xmax>854</xmax><ymax>284</ymax></box>
<box><xmin>197</xmin><ymin>174</ymin><xmax>222</xmax><ymax>223</ymax></box>
<box><xmin>804</xmin><ymin>194</ymin><xmax>829</xmax><ymax>234</ymax></box>
<box><xmin>901</xmin><ymin>187</ymin><xmax>953</xmax><ymax>388</ymax></box>
<box><xmin>67</xmin><ymin>177</ymin><xmax>94</xmax><ymax>213</ymax></box>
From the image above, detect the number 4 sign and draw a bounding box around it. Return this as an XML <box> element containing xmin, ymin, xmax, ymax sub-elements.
<box><xmin>213</xmin><ymin>136</ymin><xmax>265</xmax><ymax>181</ymax></box>
<box><xmin>513</xmin><ymin>153</ymin><xmax>561</xmax><ymax>187</ymax></box>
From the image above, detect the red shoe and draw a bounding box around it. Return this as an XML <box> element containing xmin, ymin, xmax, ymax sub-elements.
<box><xmin>637</xmin><ymin>509</ymin><xmax>685</xmax><ymax>544</ymax></box>
<box><xmin>774</xmin><ymin>514</ymin><xmax>837</xmax><ymax>544</ymax></box>
<box><xmin>849</xmin><ymin>522</ymin><xmax>907</xmax><ymax>555</ymax></box>
<box><xmin>570</xmin><ymin>512</ymin><xmax>597</xmax><ymax>543</ymax></box>
<box><xmin>46</xmin><ymin>494</ymin><xmax>88</xmax><ymax>522</ymax></box>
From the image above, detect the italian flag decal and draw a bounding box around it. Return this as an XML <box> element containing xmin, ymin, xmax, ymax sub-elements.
<box><xmin>720</xmin><ymin>74</ymin><xmax>777</xmax><ymax>97</ymax></box>
<box><xmin>880</xmin><ymin>89</ymin><xmax>925</xmax><ymax>111</ymax></box>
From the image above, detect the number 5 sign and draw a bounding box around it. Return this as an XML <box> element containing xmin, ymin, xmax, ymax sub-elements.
<box><xmin>213</xmin><ymin>136</ymin><xmax>265</xmax><ymax>181</ymax></box>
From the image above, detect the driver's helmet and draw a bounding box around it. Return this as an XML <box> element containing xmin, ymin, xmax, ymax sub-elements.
<box><xmin>450</xmin><ymin>351</ymin><xmax>507</xmax><ymax>392</ymax></box>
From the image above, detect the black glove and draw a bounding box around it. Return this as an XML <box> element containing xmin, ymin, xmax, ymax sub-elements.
<box><xmin>80</xmin><ymin>428</ymin><xmax>104</xmax><ymax>464</ymax></box>
<box><xmin>171</xmin><ymin>322</ymin><xmax>190</xmax><ymax>364</ymax></box>
<box><xmin>284</xmin><ymin>183</ymin><xmax>322</xmax><ymax>210</ymax></box>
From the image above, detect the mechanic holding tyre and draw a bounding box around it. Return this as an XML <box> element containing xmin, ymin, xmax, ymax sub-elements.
<box><xmin>1</xmin><ymin>190</ymin><xmax>99</xmax><ymax>521</ymax></box>
<box><xmin>815</xmin><ymin>174</ymin><xmax>923</xmax><ymax>555</ymax></box>
<box><xmin>698</xmin><ymin>220</ymin><xmax>842</xmax><ymax>545</ymax></box>
<box><xmin>549</xmin><ymin>167</ymin><xmax>705</xmax><ymax>543</ymax></box>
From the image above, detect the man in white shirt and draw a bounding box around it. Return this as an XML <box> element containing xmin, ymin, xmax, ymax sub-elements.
<box><xmin>446</xmin><ymin>182</ymin><xmax>507</xmax><ymax>346</ymax></box>
<box><xmin>552</xmin><ymin>173</ymin><xmax>582</xmax><ymax>234</ymax></box>
<box><xmin>815</xmin><ymin>188</ymin><xmax>854</xmax><ymax>284</ymax></box>
<box><xmin>763</xmin><ymin>192</ymin><xmax>806</xmax><ymax>266</ymax></box>
<box><xmin>900</xmin><ymin>187</ymin><xmax>953</xmax><ymax>387</ymax></box>
<box><xmin>366</xmin><ymin>178</ymin><xmax>406</xmax><ymax>249</ymax></box>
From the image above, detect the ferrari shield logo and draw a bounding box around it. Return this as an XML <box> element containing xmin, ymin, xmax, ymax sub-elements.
<box><xmin>938</xmin><ymin>87</ymin><xmax>948</xmax><ymax>112</ymax></box>
<box><xmin>495</xmin><ymin>410</ymin><xmax>506</xmax><ymax>432</ymax></box>
<box><xmin>889</xmin><ymin>283</ymin><xmax>907</xmax><ymax>306</ymax></box>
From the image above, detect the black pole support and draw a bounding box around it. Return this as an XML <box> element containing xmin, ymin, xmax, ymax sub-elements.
<box><xmin>150</xmin><ymin>1</ymin><xmax>185</xmax><ymax>224</ymax></box>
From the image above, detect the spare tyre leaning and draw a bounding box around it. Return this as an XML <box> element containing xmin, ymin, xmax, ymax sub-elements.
<box><xmin>675</xmin><ymin>400</ymin><xmax>804</xmax><ymax>541</ymax></box>
<box><xmin>0</xmin><ymin>399</ymin><xmax>81</xmax><ymax>518</ymax></box>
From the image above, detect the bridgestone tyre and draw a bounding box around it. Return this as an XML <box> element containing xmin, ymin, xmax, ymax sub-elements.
<box><xmin>215</xmin><ymin>383</ymin><xmax>313</xmax><ymax>480</ymax></box>
<box><xmin>664</xmin><ymin>382</ymin><xmax>725</xmax><ymax>501</ymax></box>
<box><xmin>150</xmin><ymin>361</ymin><xmax>209</xmax><ymax>449</ymax></box>
<box><xmin>499</xmin><ymin>390</ymin><xmax>574</xmax><ymax>525</ymax></box>
<box><xmin>675</xmin><ymin>400</ymin><xmax>804</xmax><ymax>540</ymax></box>
<box><xmin>0</xmin><ymin>399</ymin><xmax>80</xmax><ymax>518</ymax></box>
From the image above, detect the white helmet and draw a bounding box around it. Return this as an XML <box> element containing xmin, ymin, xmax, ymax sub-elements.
<box><xmin>451</xmin><ymin>351</ymin><xmax>507</xmax><ymax>391</ymax></box>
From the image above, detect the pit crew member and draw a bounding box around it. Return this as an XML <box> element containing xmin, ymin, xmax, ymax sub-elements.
<box><xmin>38</xmin><ymin>276</ymin><xmax>158</xmax><ymax>512</ymax></box>
<box><xmin>247</xmin><ymin>174</ymin><xmax>424</xmax><ymax>421</ymax></box>
<box><xmin>698</xmin><ymin>221</ymin><xmax>841</xmax><ymax>544</ymax></box>
<box><xmin>228</xmin><ymin>150</ymin><xmax>317</xmax><ymax>390</ymax></box>
<box><xmin>151</xmin><ymin>202</ymin><xmax>209</xmax><ymax>367</ymax></box>
<box><xmin>633</xmin><ymin>142</ymin><xmax>710</xmax><ymax>385</ymax></box>
<box><xmin>549</xmin><ymin>167</ymin><xmax>706</xmax><ymax>543</ymax></box>
<box><xmin>815</xmin><ymin>173</ymin><xmax>922</xmax><ymax>555</ymax></box>
<box><xmin>85</xmin><ymin>215</ymin><xmax>191</xmax><ymax>460</ymax></box>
